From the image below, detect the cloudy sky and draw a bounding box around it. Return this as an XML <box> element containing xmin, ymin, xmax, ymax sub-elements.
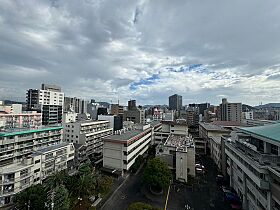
<box><xmin>1</xmin><ymin>0</ymin><xmax>280</xmax><ymax>106</ymax></box>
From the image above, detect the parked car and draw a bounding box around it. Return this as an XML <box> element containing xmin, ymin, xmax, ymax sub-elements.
<box><xmin>224</xmin><ymin>192</ymin><xmax>240</xmax><ymax>203</ymax></box>
<box><xmin>216</xmin><ymin>175</ymin><xmax>224</xmax><ymax>185</ymax></box>
<box><xmin>222</xmin><ymin>186</ymin><xmax>238</xmax><ymax>195</ymax></box>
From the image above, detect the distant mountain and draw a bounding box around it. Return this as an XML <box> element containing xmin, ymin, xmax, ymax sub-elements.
<box><xmin>3</xmin><ymin>100</ymin><xmax>26</xmax><ymax>105</ymax></box>
<box><xmin>242</xmin><ymin>104</ymin><xmax>258</xmax><ymax>112</ymax></box>
<box><xmin>255</xmin><ymin>103</ymin><xmax>280</xmax><ymax>109</ymax></box>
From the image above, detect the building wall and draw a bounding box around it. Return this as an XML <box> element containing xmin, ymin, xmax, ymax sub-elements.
<box><xmin>103</xmin><ymin>129</ymin><xmax>152</xmax><ymax>172</ymax></box>
<box><xmin>0</xmin><ymin>139</ymin><xmax>74</xmax><ymax>208</ymax></box>
<box><xmin>0</xmin><ymin>112</ymin><xmax>42</xmax><ymax>129</ymax></box>
<box><xmin>0</xmin><ymin>127</ymin><xmax>63</xmax><ymax>167</ymax></box>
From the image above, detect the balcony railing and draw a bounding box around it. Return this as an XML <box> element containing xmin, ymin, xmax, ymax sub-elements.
<box><xmin>236</xmin><ymin>141</ymin><xmax>280</xmax><ymax>165</ymax></box>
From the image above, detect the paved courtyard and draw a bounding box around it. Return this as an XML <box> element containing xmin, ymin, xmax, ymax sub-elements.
<box><xmin>100</xmin><ymin>156</ymin><xmax>231</xmax><ymax>210</ymax></box>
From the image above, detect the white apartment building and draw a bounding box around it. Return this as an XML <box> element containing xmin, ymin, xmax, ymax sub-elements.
<box><xmin>63</xmin><ymin>120</ymin><xmax>113</xmax><ymax>162</ymax></box>
<box><xmin>156</xmin><ymin>134</ymin><xmax>195</xmax><ymax>183</ymax></box>
<box><xmin>209</xmin><ymin>136</ymin><xmax>222</xmax><ymax>170</ymax></box>
<box><xmin>0</xmin><ymin>126</ymin><xmax>74</xmax><ymax>207</ymax></box>
<box><xmin>154</xmin><ymin>120</ymin><xmax>188</xmax><ymax>144</ymax></box>
<box><xmin>26</xmin><ymin>84</ymin><xmax>64</xmax><ymax>126</ymax></box>
<box><xmin>102</xmin><ymin>124</ymin><xmax>152</xmax><ymax>173</ymax></box>
<box><xmin>225</xmin><ymin>123</ymin><xmax>280</xmax><ymax>210</ymax></box>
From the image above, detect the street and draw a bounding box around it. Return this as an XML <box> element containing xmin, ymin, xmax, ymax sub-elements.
<box><xmin>101</xmin><ymin>156</ymin><xmax>231</xmax><ymax>210</ymax></box>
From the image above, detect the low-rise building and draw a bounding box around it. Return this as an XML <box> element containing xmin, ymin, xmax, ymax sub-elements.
<box><xmin>63</xmin><ymin>120</ymin><xmax>113</xmax><ymax>163</ymax></box>
<box><xmin>154</xmin><ymin>120</ymin><xmax>188</xmax><ymax>144</ymax></box>
<box><xmin>224</xmin><ymin>123</ymin><xmax>280</xmax><ymax>210</ymax></box>
<box><xmin>102</xmin><ymin>124</ymin><xmax>152</xmax><ymax>174</ymax></box>
<box><xmin>156</xmin><ymin>134</ymin><xmax>195</xmax><ymax>183</ymax></box>
<box><xmin>199</xmin><ymin>122</ymin><xmax>231</xmax><ymax>155</ymax></box>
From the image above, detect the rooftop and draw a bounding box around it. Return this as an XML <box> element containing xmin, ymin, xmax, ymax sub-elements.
<box><xmin>237</xmin><ymin>123</ymin><xmax>280</xmax><ymax>142</ymax></box>
<box><xmin>161</xmin><ymin>120</ymin><xmax>187</xmax><ymax>126</ymax></box>
<box><xmin>0</xmin><ymin>126</ymin><xmax>63</xmax><ymax>137</ymax></box>
<box><xmin>32</xmin><ymin>142</ymin><xmax>70</xmax><ymax>155</ymax></box>
<box><xmin>199</xmin><ymin>122</ymin><xmax>229</xmax><ymax>132</ymax></box>
<box><xmin>165</xmin><ymin>134</ymin><xmax>194</xmax><ymax>150</ymax></box>
<box><xmin>104</xmin><ymin>129</ymin><xmax>144</xmax><ymax>142</ymax></box>
<box><xmin>211</xmin><ymin>121</ymin><xmax>241</xmax><ymax>127</ymax></box>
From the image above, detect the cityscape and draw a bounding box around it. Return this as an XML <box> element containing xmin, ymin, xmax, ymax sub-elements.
<box><xmin>1</xmin><ymin>1</ymin><xmax>280</xmax><ymax>210</ymax></box>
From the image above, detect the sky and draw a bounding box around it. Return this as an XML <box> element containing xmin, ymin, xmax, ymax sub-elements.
<box><xmin>1</xmin><ymin>0</ymin><xmax>280</xmax><ymax>106</ymax></box>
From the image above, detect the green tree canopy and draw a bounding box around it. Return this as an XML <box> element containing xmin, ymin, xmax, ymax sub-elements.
<box><xmin>78</xmin><ymin>162</ymin><xmax>93</xmax><ymax>175</ymax></box>
<box><xmin>127</xmin><ymin>202</ymin><xmax>160</xmax><ymax>210</ymax></box>
<box><xmin>53</xmin><ymin>184</ymin><xmax>70</xmax><ymax>210</ymax></box>
<box><xmin>142</xmin><ymin>157</ymin><xmax>172</xmax><ymax>190</ymax></box>
<box><xmin>14</xmin><ymin>184</ymin><xmax>47</xmax><ymax>210</ymax></box>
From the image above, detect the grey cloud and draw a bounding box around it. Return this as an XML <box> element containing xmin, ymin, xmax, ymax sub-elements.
<box><xmin>0</xmin><ymin>0</ymin><xmax>280</xmax><ymax>105</ymax></box>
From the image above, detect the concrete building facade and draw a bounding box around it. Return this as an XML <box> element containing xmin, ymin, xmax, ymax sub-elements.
<box><xmin>169</xmin><ymin>94</ymin><xmax>182</xmax><ymax>111</ymax></box>
<box><xmin>219</xmin><ymin>98</ymin><xmax>242</xmax><ymax>123</ymax></box>
<box><xmin>63</xmin><ymin>120</ymin><xmax>113</xmax><ymax>163</ymax></box>
<box><xmin>123</xmin><ymin>100</ymin><xmax>145</xmax><ymax>124</ymax></box>
<box><xmin>102</xmin><ymin>124</ymin><xmax>152</xmax><ymax>173</ymax></box>
<box><xmin>156</xmin><ymin>134</ymin><xmax>195</xmax><ymax>183</ymax></box>
<box><xmin>0</xmin><ymin>126</ymin><xmax>74</xmax><ymax>207</ymax></box>
<box><xmin>225</xmin><ymin>123</ymin><xmax>280</xmax><ymax>210</ymax></box>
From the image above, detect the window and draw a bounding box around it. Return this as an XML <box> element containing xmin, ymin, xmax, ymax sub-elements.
<box><xmin>34</xmin><ymin>168</ymin><xmax>40</xmax><ymax>173</ymax></box>
<box><xmin>35</xmin><ymin>160</ymin><xmax>40</xmax><ymax>164</ymax></box>
<box><xmin>271</xmin><ymin>144</ymin><xmax>278</xmax><ymax>155</ymax></box>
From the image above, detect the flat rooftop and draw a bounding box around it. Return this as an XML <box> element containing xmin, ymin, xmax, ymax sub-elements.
<box><xmin>237</xmin><ymin>123</ymin><xmax>280</xmax><ymax>143</ymax></box>
<box><xmin>165</xmin><ymin>134</ymin><xmax>194</xmax><ymax>149</ymax></box>
<box><xmin>199</xmin><ymin>122</ymin><xmax>229</xmax><ymax>132</ymax></box>
<box><xmin>0</xmin><ymin>126</ymin><xmax>63</xmax><ymax>137</ymax></box>
<box><xmin>32</xmin><ymin>142</ymin><xmax>69</xmax><ymax>155</ymax></box>
<box><xmin>104</xmin><ymin>129</ymin><xmax>144</xmax><ymax>142</ymax></box>
<box><xmin>0</xmin><ymin>162</ymin><xmax>31</xmax><ymax>174</ymax></box>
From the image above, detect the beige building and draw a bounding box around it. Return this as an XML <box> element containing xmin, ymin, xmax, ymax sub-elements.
<box><xmin>0</xmin><ymin>126</ymin><xmax>74</xmax><ymax>207</ymax></box>
<box><xmin>63</xmin><ymin>120</ymin><xmax>113</xmax><ymax>163</ymax></box>
<box><xmin>156</xmin><ymin>134</ymin><xmax>195</xmax><ymax>183</ymax></box>
<box><xmin>219</xmin><ymin>98</ymin><xmax>242</xmax><ymax>123</ymax></box>
<box><xmin>103</xmin><ymin>124</ymin><xmax>152</xmax><ymax>173</ymax></box>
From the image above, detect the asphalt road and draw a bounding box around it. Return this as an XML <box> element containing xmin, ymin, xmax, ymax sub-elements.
<box><xmin>101</xmin><ymin>156</ymin><xmax>231</xmax><ymax>210</ymax></box>
<box><xmin>100</xmin><ymin>170</ymin><xmax>163</xmax><ymax>210</ymax></box>
<box><xmin>167</xmin><ymin>156</ymin><xmax>231</xmax><ymax>210</ymax></box>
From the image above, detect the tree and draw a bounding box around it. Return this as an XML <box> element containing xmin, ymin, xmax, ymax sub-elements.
<box><xmin>46</xmin><ymin>170</ymin><xmax>67</xmax><ymax>190</ymax></box>
<box><xmin>97</xmin><ymin>175</ymin><xmax>114</xmax><ymax>196</ymax></box>
<box><xmin>78</xmin><ymin>162</ymin><xmax>93</xmax><ymax>175</ymax></box>
<box><xmin>76</xmin><ymin>174</ymin><xmax>96</xmax><ymax>198</ymax></box>
<box><xmin>14</xmin><ymin>184</ymin><xmax>47</xmax><ymax>210</ymax></box>
<box><xmin>53</xmin><ymin>185</ymin><xmax>70</xmax><ymax>210</ymax></box>
<box><xmin>127</xmin><ymin>202</ymin><xmax>161</xmax><ymax>210</ymax></box>
<box><xmin>142</xmin><ymin>157</ymin><xmax>172</xmax><ymax>190</ymax></box>
<box><xmin>130</xmin><ymin>155</ymin><xmax>144</xmax><ymax>173</ymax></box>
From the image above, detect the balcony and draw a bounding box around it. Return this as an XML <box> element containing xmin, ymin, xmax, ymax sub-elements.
<box><xmin>236</xmin><ymin>141</ymin><xmax>280</xmax><ymax>166</ymax></box>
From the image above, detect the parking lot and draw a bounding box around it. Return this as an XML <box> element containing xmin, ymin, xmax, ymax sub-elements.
<box><xmin>167</xmin><ymin>156</ymin><xmax>232</xmax><ymax>210</ymax></box>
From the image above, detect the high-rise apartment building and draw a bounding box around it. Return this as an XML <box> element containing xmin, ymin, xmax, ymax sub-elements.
<box><xmin>219</xmin><ymin>98</ymin><xmax>242</xmax><ymax>123</ymax></box>
<box><xmin>26</xmin><ymin>84</ymin><xmax>64</xmax><ymax>125</ymax></box>
<box><xmin>169</xmin><ymin>94</ymin><xmax>182</xmax><ymax>111</ymax></box>
<box><xmin>64</xmin><ymin>97</ymin><xmax>88</xmax><ymax>114</ymax></box>
<box><xmin>110</xmin><ymin>104</ymin><xmax>124</xmax><ymax>116</ymax></box>
<box><xmin>0</xmin><ymin>126</ymin><xmax>74</xmax><ymax>207</ymax></box>
<box><xmin>63</xmin><ymin>120</ymin><xmax>113</xmax><ymax>163</ymax></box>
<box><xmin>123</xmin><ymin>100</ymin><xmax>145</xmax><ymax>123</ymax></box>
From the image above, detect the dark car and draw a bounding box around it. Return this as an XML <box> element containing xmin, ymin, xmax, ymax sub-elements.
<box><xmin>216</xmin><ymin>175</ymin><xmax>224</xmax><ymax>185</ymax></box>
<box><xmin>224</xmin><ymin>192</ymin><xmax>240</xmax><ymax>203</ymax></box>
<box><xmin>222</xmin><ymin>186</ymin><xmax>238</xmax><ymax>195</ymax></box>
